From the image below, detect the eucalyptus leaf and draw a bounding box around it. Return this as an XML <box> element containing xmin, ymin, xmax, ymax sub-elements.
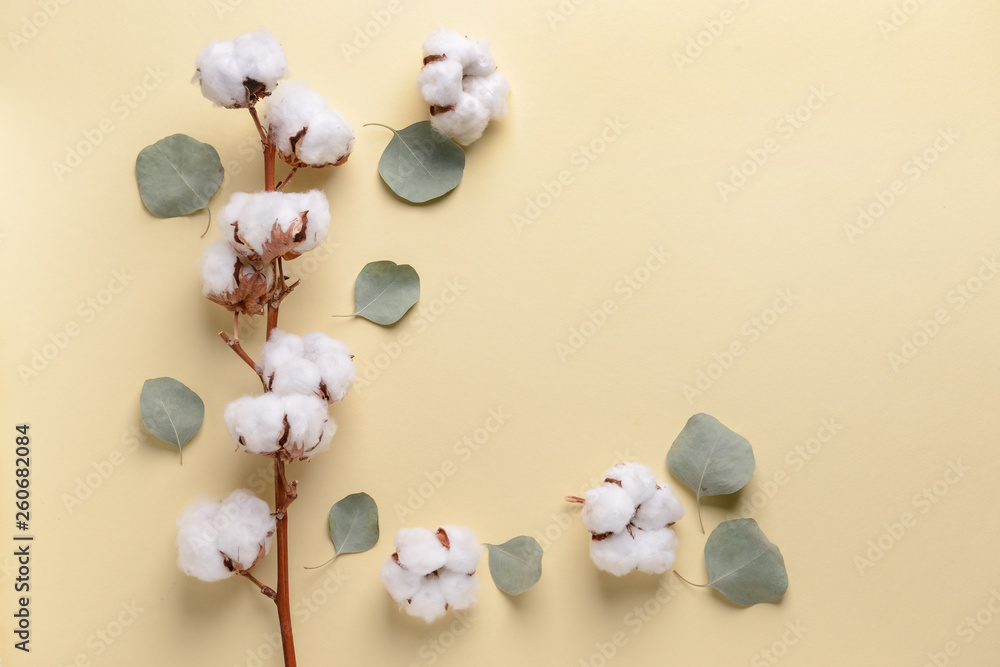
<box><xmin>135</xmin><ymin>134</ymin><xmax>224</xmax><ymax>218</ymax></box>
<box><xmin>486</xmin><ymin>536</ymin><xmax>543</xmax><ymax>595</ymax></box>
<box><xmin>676</xmin><ymin>518</ymin><xmax>788</xmax><ymax>606</ymax></box>
<box><xmin>667</xmin><ymin>413</ymin><xmax>755</xmax><ymax>531</ymax></box>
<box><xmin>139</xmin><ymin>377</ymin><xmax>205</xmax><ymax>463</ymax></box>
<box><xmin>353</xmin><ymin>260</ymin><xmax>419</xmax><ymax>325</ymax></box>
<box><xmin>369</xmin><ymin>121</ymin><xmax>465</xmax><ymax>203</ymax></box>
<box><xmin>328</xmin><ymin>492</ymin><xmax>379</xmax><ymax>558</ymax></box>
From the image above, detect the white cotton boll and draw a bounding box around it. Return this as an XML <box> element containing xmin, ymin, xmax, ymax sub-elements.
<box><xmin>301</xmin><ymin>332</ymin><xmax>355</xmax><ymax>402</ymax></box>
<box><xmin>464</xmin><ymin>72</ymin><xmax>509</xmax><ymax>120</ymax></box>
<box><xmin>430</xmin><ymin>95</ymin><xmax>490</xmax><ymax>146</ymax></box>
<box><xmin>176</xmin><ymin>498</ymin><xmax>232</xmax><ymax>582</ymax></box>
<box><xmin>194</xmin><ymin>29</ymin><xmax>287</xmax><ymax>108</ymax></box>
<box><xmin>465</xmin><ymin>37</ymin><xmax>498</xmax><ymax>77</ymax></box>
<box><xmin>380</xmin><ymin>557</ymin><xmax>424</xmax><ymax>604</ymax></box>
<box><xmin>589</xmin><ymin>531</ymin><xmax>638</xmax><ymax>577</ymax></box>
<box><xmin>280</xmin><ymin>393</ymin><xmax>335</xmax><ymax>460</ymax></box>
<box><xmin>266</xmin><ymin>81</ymin><xmax>355</xmax><ymax>167</ymax></box>
<box><xmin>632</xmin><ymin>527</ymin><xmax>678</xmax><ymax>575</ymax></box>
<box><xmin>268</xmin><ymin>357</ymin><xmax>322</xmax><ymax>397</ymax></box>
<box><xmin>604</xmin><ymin>462</ymin><xmax>658</xmax><ymax>506</ymax></box>
<box><xmin>218</xmin><ymin>191</ymin><xmax>330</xmax><ymax>262</ymax></box>
<box><xmin>224</xmin><ymin>393</ymin><xmax>286</xmax><ymax>456</ymax></box>
<box><xmin>215</xmin><ymin>489</ymin><xmax>275</xmax><ymax>571</ymax></box>
<box><xmin>416</xmin><ymin>60</ymin><xmax>464</xmax><ymax>108</ymax></box>
<box><xmin>261</xmin><ymin>329</ymin><xmax>306</xmax><ymax>376</ymax></box>
<box><xmin>582</xmin><ymin>484</ymin><xmax>635</xmax><ymax>535</ymax></box>
<box><xmin>394</xmin><ymin>528</ymin><xmax>449</xmax><ymax>575</ymax></box>
<box><xmin>406</xmin><ymin>577</ymin><xmax>448</xmax><ymax>623</ymax></box>
<box><xmin>633</xmin><ymin>485</ymin><xmax>686</xmax><ymax>530</ymax></box>
<box><xmin>438</xmin><ymin>569</ymin><xmax>479</xmax><ymax>610</ymax></box>
<box><xmin>422</xmin><ymin>28</ymin><xmax>473</xmax><ymax>63</ymax></box>
<box><xmin>200</xmin><ymin>241</ymin><xmax>239</xmax><ymax>296</ymax></box>
<box><xmin>440</xmin><ymin>526</ymin><xmax>482</xmax><ymax>574</ymax></box>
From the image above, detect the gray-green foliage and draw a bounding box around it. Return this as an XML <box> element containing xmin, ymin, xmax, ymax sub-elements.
<box><xmin>681</xmin><ymin>518</ymin><xmax>788</xmax><ymax>606</ymax></box>
<box><xmin>135</xmin><ymin>134</ymin><xmax>223</xmax><ymax>218</ymax></box>
<box><xmin>139</xmin><ymin>377</ymin><xmax>205</xmax><ymax>462</ymax></box>
<box><xmin>370</xmin><ymin>122</ymin><xmax>465</xmax><ymax>203</ymax></box>
<box><xmin>353</xmin><ymin>260</ymin><xmax>420</xmax><ymax>325</ymax></box>
<box><xmin>328</xmin><ymin>493</ymin><xmax>379</xmax><ymax>558</ymax></box>
<box><xmin>667</xmin><ymin>413</ymin><xmax>755</xmax><ymax>531</ymax></box>
<box><xmin>485</xmin><ymin>536</ymin><xmax>543</xmax><ymax>595</ymax></box>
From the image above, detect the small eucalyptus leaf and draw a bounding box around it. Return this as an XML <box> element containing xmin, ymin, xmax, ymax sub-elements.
<box><xmin>139</xmin><ymin>377</ymin><xmax>205</xmax><ymax>463</ymax></box>
<box><xmin>328</xmin><ymin>492</ymin><xmax>379</xmax><ymax>558</ymax></box>
<box><xmin>676</xmin><ymin>518</ymin><xmax>788</xmax><ymax>606</ymax></box>
<box><xmin>486</xmin><ymin>536</ymin><xmax>543</xmax><ymax>595</ymax></box>
<box><xmin>353</xmin><ymin>260</ymin><xmax>419</xmax><ymax>325</ymax></box>
<box><xmin>667</xmin><ymin>413</ymin><xmax>755</xmax><ymax>531</ymax></box>
<box><xmin>370</xmin><ymin>122</ymin><xmax>465</xmax><ymax>203</ymax></box>
<box><xmin>136</xmin><ymin>134</ymin><xmax>224</xmax><ymax>218</ymax></box>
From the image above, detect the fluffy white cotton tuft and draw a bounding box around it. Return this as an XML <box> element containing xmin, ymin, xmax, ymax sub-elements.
<box><xmin>382</xmin><ymin>525</ymin><xmax>481</xmax><ymax>622</ymax></box>
<box><xmin>199</xmin><ymin>241</ymin><xmax>274</xmax><ymax>316</ymax></box>
<box><xmin>218</xmin><ymin>190</ymin><xmax>331</xmax><ymax>263</ymax></box>
<box><xmin>266</xmin><ymin>81</ymin><xmax>355</xmax><ymax>167</ymax></box>
<box><xmin>176</xmin><ymin>489</ymin><xmax>275</xmax><ymax>582</ymax></box>
<box><xmin>418</xmin><ymin>28</ymin><xmax>509</xmax><ymax>145</ymax></box>
<box><xmin>261</xmin><ymin>330</ymin><xmax>355</xmax><ymax>403</ymax></box>
<box><xmin>194</xmin><ymin>30</ymin><xmax>287</xmax><ymax>108</ymax></box>
<box><xmin>579</xmin><ymin>463</ymin><xmax>685</xmax><ymax>576</ymax></box>
<box><xmin>224</xmin><ymin>392</ymin><xmax>335</xmax><ymax>460</ymax></box>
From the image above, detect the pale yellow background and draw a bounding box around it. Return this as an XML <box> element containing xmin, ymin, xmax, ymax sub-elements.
<box><xmin>2</xmin><ymin>1</ymin><xmax>999</xmax><ymax>665</ymax></box>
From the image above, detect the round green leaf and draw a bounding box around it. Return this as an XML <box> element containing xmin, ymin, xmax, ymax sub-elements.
<box><xmin>370</xmin><ymin>122</ymin><xmax>465</xmax><ymax>203</ymax></box>
<box><xmin>328</xmin><ymin>492</ymin><xmax>379</xmax><ymax>558</ymax></box>
<box><xmin>135</xmin><ymin>134</ymin><xmax>224</xmax><ymax>217</ymax></box>
<box><xmin>139</xmin><ymin>377</ymin><xmax>205</xmax><ymax>463</ymax></box>
<box><xmin>353</xmin><ymin>260</ymin><xmax>420</xmax><ymax>325</ymax></box>
<box><xmin>700</xmin><ymin>518</ymin><xmax>788</xmax><ymax>606</ymax></box>
<box><xmin>486</xmin><ymin>536</ymin><xmax>543</xmax><ymax>595</ymax></box>
<box><xmin>667</xmin><ymin>413</ymin><xmax>755</xmax><ymax>531</ymax></box>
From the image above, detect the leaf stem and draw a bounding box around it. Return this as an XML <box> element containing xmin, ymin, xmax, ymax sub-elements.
<box><xmin>673</xmin><ymin>570</ymin><xmax>709</xmax><ymax>587</ymax></box>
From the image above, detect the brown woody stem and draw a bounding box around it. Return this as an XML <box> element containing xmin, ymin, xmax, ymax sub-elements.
<box><xmin>219</xmin><ymin>331</ymin><xmax>267</xmax><ymax>391</ymax></box>
<box><xmin>240</xmin><ymin>570</ymin><xmax>277</xmax><ymax>600</ymax></box>
<box><xmin>565</xmin><ymin>495</ymin><xmax>586</xmax><ymax>504</ymax></box>
<box><xmin>273</xmin><ymin>457</ymin><xmax>296</xmax><ymax>667</ymax></box>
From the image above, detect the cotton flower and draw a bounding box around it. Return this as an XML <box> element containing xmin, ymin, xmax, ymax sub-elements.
<box><xmin>417</xmin><ymin>28</ymin><xmax>510</xmax><ymax>145</ymax></box>
<box><xmin>218</xmin><ymin>190</ymin><xmax>330</xmax><ymax>263</ymax></box>
<box><xmin>224</xmin><ymin>392</ymin><xmax>336</xmax><ymax>460</ymax></box>
<box><xmin>199</xmin><ymin>240</ymin><xmax>275</xmax><ymax>316</ymax></box>
<box><xmin>194</xmin><ymin>29</ymin><xmax>287</xmax><ymax>108</ymax></box>
<box><xmin>266</xmin><ymin>81</ymin><xmax>355</xmax><ymax>168</ymax></box>
<box><xmin>260</xmin><ymin>330</ymin><xmax>355</xmax><ymax>403</ymax></box>
<box><xmin>176</xmin><ymin>489</ymin><xmax>275</xmax><ymax>582</ymax></box>
<box><xmin>380</xmin><ymin>526</ymin><xmax>482</xmax><ymax>623</ymax></box>
<box><xmin>579</xmin><ymin>463</ymin><xmax>685</xmax><ymax>576</ymax></box>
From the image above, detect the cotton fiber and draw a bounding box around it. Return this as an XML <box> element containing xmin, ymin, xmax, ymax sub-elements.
<box><xmin>261</xmin><ymin>330</ymin><xmax>355</xmax><ymax>403</ymax></box>
<box><xmin>381</xmin><ymin>526</ymin><xmax>482</xmax><ymax>622</ymax></box>
<box><xmin>417</xmin><ymin>28</ymin><xmax>510</xmax><ymax>145</ymax></box>
<box><xmin>176</xmin><ymin>489</ymin><xmax>275</xmax><ymax>582</ymax></box>
<box><xmin>218</xmin><ymin>190</ymin><xmax>330</xmax><ymax>263</ymax></box>
<box><xmin>199</xmin><ymin>240</ymin><xmax>274</xmax><ymax>316</ymax></box>
<box><xmin>224</xmin><ymin>392</ymin><xmax>336</xmax><ymax>460</ymax></box>
<box><xmin>195</xmin><ymin>29</ymin><xmax>287</xmax><ymax>108</ymax></box>
<box><xmin>266</xmin><ymin>81</ymin><xmax>355</xmax><ymax>167</ymax></box>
